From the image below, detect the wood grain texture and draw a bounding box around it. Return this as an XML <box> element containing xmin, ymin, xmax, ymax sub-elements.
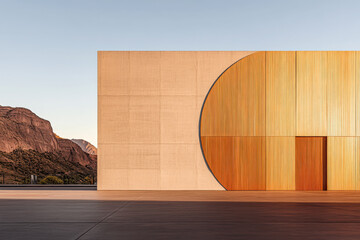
<box><xmin>296</xmin><ymin>52</ymin><xmax>327</xmax><ymax>136</ymax></box>
<box><xmin>355</xmin><ymin>52</ymin><xmax>360</xmax><ymax>136</ymax></box>
<box><xmin>356</xmin><ymin>137</ymin><xmax>360</xmax><ymax>190</ymax></box>
<box><xmin>201</xmin><ymin>136</ymin><xmax>265</xmax><ymax>190</ymax></box>
<box><xmin>266</xmin><ymin>51</ymin><xmax>296</xmax><ymax>136</ymax></box>
<box><xmin>266</xmin><ymin>137</ymin><xmax>295</xmax><ymax>190</ymax></box>
<box><xmin>99</xmin><ymin>50</ymin><xmax>360</xmax><ymax>191</ymax></box>
<box><xmin>327</xmin><ymin>52</ymin><xmax>356</xmax><ymax>136</ymax></box>
<box><xmin>196</xmin><ymin>51</ymin><xmax>255</xmax><ymax>96</ymax></box>
<box><xmin>327</xmin><ymin>137</ymin><xmax>356</xmax><ymax>190</ymax></box>
<box><xmin>295</xmin><ymin>137</ymin><xmax>327</xmax><ymax>191</ymax></box>
<box><xmin>201</xmin><ymin>51</ymin><xmax>265</xmax><ymax>136</ymax></box>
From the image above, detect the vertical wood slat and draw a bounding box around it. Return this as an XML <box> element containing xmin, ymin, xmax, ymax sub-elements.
<box><xmin>356</xmin><ymin>52</ymin><xmax>360</xmax><ymax>136</ymax></box>
<box><xmin>266</xmin><ymin>137</ymin><xmax>295</xmax><ymax>190</ymax></box>
<box><xmin>296</xmin><ymin>51</ymin><xmax>328</xmax><ymax>136</ymax></box>
<box><xmin>327</xmin><ymin>137</ymin><xmax>356</xmax><ymax>190</ymax></box>
<box><xmin>200</xmin><ymin>51</ymin><xmax>359</xmax><ymax>190</ymax></box>
<box><xmin>327</xmin><ymin>51</ymin><xmax>356</xmax><ymax>136</ymax></box>
<box><xmin>266</xmin><ymin>51</ymin><xmax>296</xmax><ymax>136</ymax></box>
<box><xmin>201</xmin><ymin>136</ymin><xmax>265</xmax><ymax>190</ymax></box>
<box><xmin>295</xmin><ymin>137</ymin><xmax>327</xmax><ymax>191</ymax></box>
<box><xmin>356</xmin><ymin>137</ymin><xmax>360</xmax><ymax>190</ymax></box>
<box><xmin>201</xmin><ymin>52</ymin><xmax>265</xmax><ymax>136</ymax></box>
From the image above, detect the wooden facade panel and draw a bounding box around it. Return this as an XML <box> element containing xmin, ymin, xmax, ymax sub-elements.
<box><xmin>295</xmin><ymin>137</ymin><xmax>327</xmax><ymax>191</ymax></box>
<box><xmin>266</xmin><ymin>137</ymin><xmax>295</xmax><ymax>190</ymax></box>
<box><xmin>296</xmin><ymin>51</ymin><xmax>327</xmax><ymax>136</ymax></box>
<box><xmin>266</xmin><ymin>51</ymin><xmax>296</xmax><ymax>136</ymax></box>
<box><xmin>327</xmin><ymin>137</ymin><xmax>356</xmax><ymax>190</ymax></box>
<box><xmin>356</xmin><ymin>137</ymin><xmax>360</xmax><ymax>190</ymax></box>
<box><xmin>200</xmin><ymin>52</ymin><xmax>265</xmax><ymax>136</ymax></box>
<box><xmin>201</xmin><ymin>136</ymin><xmax>265</xmax><ymax>190</ymax></box>
<box><xmin>99</xmin><ymin>50</ymin><xmax>360</xmax><ymax>191</ymax></box>
<box><xmin>356</xmin><ymin>52</ymin><xmax>360</xmax><ymax>136</ymax></box>
<box><xmin>327</xmin><ymin>52</ymin><xmax>356</xmax><ymax>136</ymax></box>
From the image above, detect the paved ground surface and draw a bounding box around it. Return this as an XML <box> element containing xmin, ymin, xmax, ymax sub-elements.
<box><xmin>1</xmin><ymin>190</ymin><xmax>360</xmax><ymax>239</ymax></box>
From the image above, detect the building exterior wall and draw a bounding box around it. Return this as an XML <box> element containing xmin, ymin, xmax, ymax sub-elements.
<box><xmin>97</xmin><ymin>51</ymin><xmax>254</xmax><ymax>190</ymax></box>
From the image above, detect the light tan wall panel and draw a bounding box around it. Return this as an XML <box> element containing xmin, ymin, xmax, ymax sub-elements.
<box><xmin>98</xmin><ymin>169</ymin><xmax>129</xmax><ymax>190</ymax></box>
<box><xmin>98</xmin><ymin>51</ymin><xmax>129</xmax><ymax>95</ymax></box>
<box><xmin>128</xmin><ymin>169</ymin><xmax>160</xmax><ymax>190</ymax></box>
<box><xmin>129</xmin><ymin>96</ymin><xmax>160</xmax><ymax>143</ymax></box>
<box><xmin>160</xmin><ymin>169</ymin><xmax>198</xmax><ymax>190</ymax></box>
<box><xmin>160</xmin><ymin>144</ymin><xmax>197</xmax><ymax>170</ymax></box>
<box><xmin>327</xmin><ymin>51</ymin><xmax>355</xmax><ymax>136</ymax></box>
<box><xmin>161</xmin><ymin>96</ymin><xmax>198</xmax><ymax>144</ymax></box>
<box><xmin>128</xmin><ymin>144</ymin><xmax>160</xmax><ymax>169</ymax></box>
<box><xmin>129</xmin><ymin>51</ymin><xmax>161</xmax><ymax>95</ymax></box>
<box><xmin>327</xmin><ymin>137</ymin><xmax>356</xmax><ymax>190</ymax></box>
<box><xmin>201</xmin><ymin>51</ymin><xmax>266</xmax><ymax>136</ymax></box>
<box><xmin>266</xmin><ymin>137</ymin><xmax>295</xmax><ymax>190</ymax></box>
<box><xmin>161</xmin><ymin>51</ymin><xmax>197</xmax><ymax>95</ymax></box>
<box><xmin>98</xmin><ymin>95</ymin><xmax>129</xmax><ymax>144</ymax></box>
<box><xmin>296</xmin><ymin>51</ymin><xmax>327</xmax><ymax>136</ymax></box>
<box><xmin>160</xmin><ymin>144</ymin><xmax>198</xmax><ymax>190</ymax></box>
<box><xmin>266</xmin><ymin>51</ymin><xmax>295</xmax><ymax>136</ymax></box>
<box><xmin>99</xmin><ymin>51</ymin><xmax>270</xmax><ymax>190</ymax></box>
<box><xmin>98</xmin><ymin>143</ymin><xmax>129</xmax><ymax>169</ymax></box>
<box><xmin>196</xmin><ymin>51</ymin><xmax>255</xmax><ymax>97</ymax></box>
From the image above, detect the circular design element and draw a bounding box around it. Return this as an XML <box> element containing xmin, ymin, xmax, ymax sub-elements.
<box><xmin>199</xmin><ymin>52</ymin><xmax>266</xmax><ymax>190</ymax></box>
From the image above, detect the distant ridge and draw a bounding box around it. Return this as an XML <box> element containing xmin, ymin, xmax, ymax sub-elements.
<box><xmin>71</xmin><ymin>139</ymin><xmax>97</xmax><ymax>155</ymax></box>
<box><xmin>0</xmin><ymin>105</ymin><xmax>96</xmax><ymax>184</ymax></box>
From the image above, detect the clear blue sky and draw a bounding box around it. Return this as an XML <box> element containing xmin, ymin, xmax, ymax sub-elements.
<box><xmin>0</xmin><ymin>0</ymin><xmax>359</xmax><ymax>146</ymax></box>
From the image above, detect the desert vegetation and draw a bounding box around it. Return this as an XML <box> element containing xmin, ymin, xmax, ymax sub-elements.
<box><xmin>0</xmin><ymin>149</ymin><xmax>96</xmax><ymax>184</ymax></box>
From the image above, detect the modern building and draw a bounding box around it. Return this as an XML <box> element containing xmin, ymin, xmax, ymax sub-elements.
<box><xmin>98</xmin><ymin>51</ymin><xmax>360</xmax><ymax>191</ymax></box>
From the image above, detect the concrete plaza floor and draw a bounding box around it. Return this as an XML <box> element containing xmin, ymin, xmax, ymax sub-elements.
<box><xmin>1</xmin><ymin>190</ymin><xmax>360</xmax><ymax>239</ymax></box>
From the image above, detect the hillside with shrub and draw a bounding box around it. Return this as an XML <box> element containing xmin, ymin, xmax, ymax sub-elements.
<box><xmin>0</xmin><ymin>106</ymin><xmax>96</xmax><ymax>184</ymax></box>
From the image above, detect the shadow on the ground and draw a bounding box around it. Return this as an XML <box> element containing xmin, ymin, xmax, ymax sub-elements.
<box><xmin>1</xmin><ymin>199</ymin><xmax>360</xmax><ymax>240</ymax></box>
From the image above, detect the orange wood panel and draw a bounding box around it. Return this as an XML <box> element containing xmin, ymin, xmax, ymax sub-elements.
<box><xmin>327</xmin><ymin>51</ymin><xmax>356</xmax><ymax>136</ymax></box>
<box><xmin>200</xmin><ymin>52</ymin><xmax>265</xmax><ymax>136</ymax></box>
<box><xmin>327</xmin><ymin>137</ymin><xmax>356</xmax><ymax>190</ymax></box>
<box><xmin>266</xmin><ymin>51</ymin><xmax>296</xmax><ymax>136</ymax></box>
<box><xmin>201</xmin><ymin>136</ymin><xmax>265</xmax><ymax>190</ymax></box>
<box><xmin>296</xmin><ymin>51</ymin><xmax>327</xmax><ymax>136</ymax></box>
<box><xmin>356</xmin><ymin>52</ymin><xmax>360</xmax><ymax>136</ymax></box>
<box><xmin>295</xmin><ymin>137</ymin><xmax>327</xmax><ymax>191</ymax></box>
<box><xmin>266</xmin><ymin>137</ymin><xmax>295</xmax><ymax>190</ymax></box>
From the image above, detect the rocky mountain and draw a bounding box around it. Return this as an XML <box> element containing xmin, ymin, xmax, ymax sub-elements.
<box><xmin>71</xmin><ymin>139</ymin><xmax>97</xmax><ymax>155</ymax></box>
<box><xmin>0</xmin><ymin>105</ymin><xmax>96</xmax><ymax>184</ymax></box>
<box><xmin>0</xmin><ymin>106</ymin><xmax>59</xmax><ymax>152</ymax></box>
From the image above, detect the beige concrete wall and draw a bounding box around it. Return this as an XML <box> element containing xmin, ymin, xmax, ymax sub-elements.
<box><xmin>98</xmin><ymin>51</ymin><xmax>254</xmax><ymax>190</ymax></box>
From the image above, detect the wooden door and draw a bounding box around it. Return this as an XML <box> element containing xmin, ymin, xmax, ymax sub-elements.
<box><xmin>295</xmin><ymin>137</ymin><xmax>327</xmax><ymax>190</ymax></box>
